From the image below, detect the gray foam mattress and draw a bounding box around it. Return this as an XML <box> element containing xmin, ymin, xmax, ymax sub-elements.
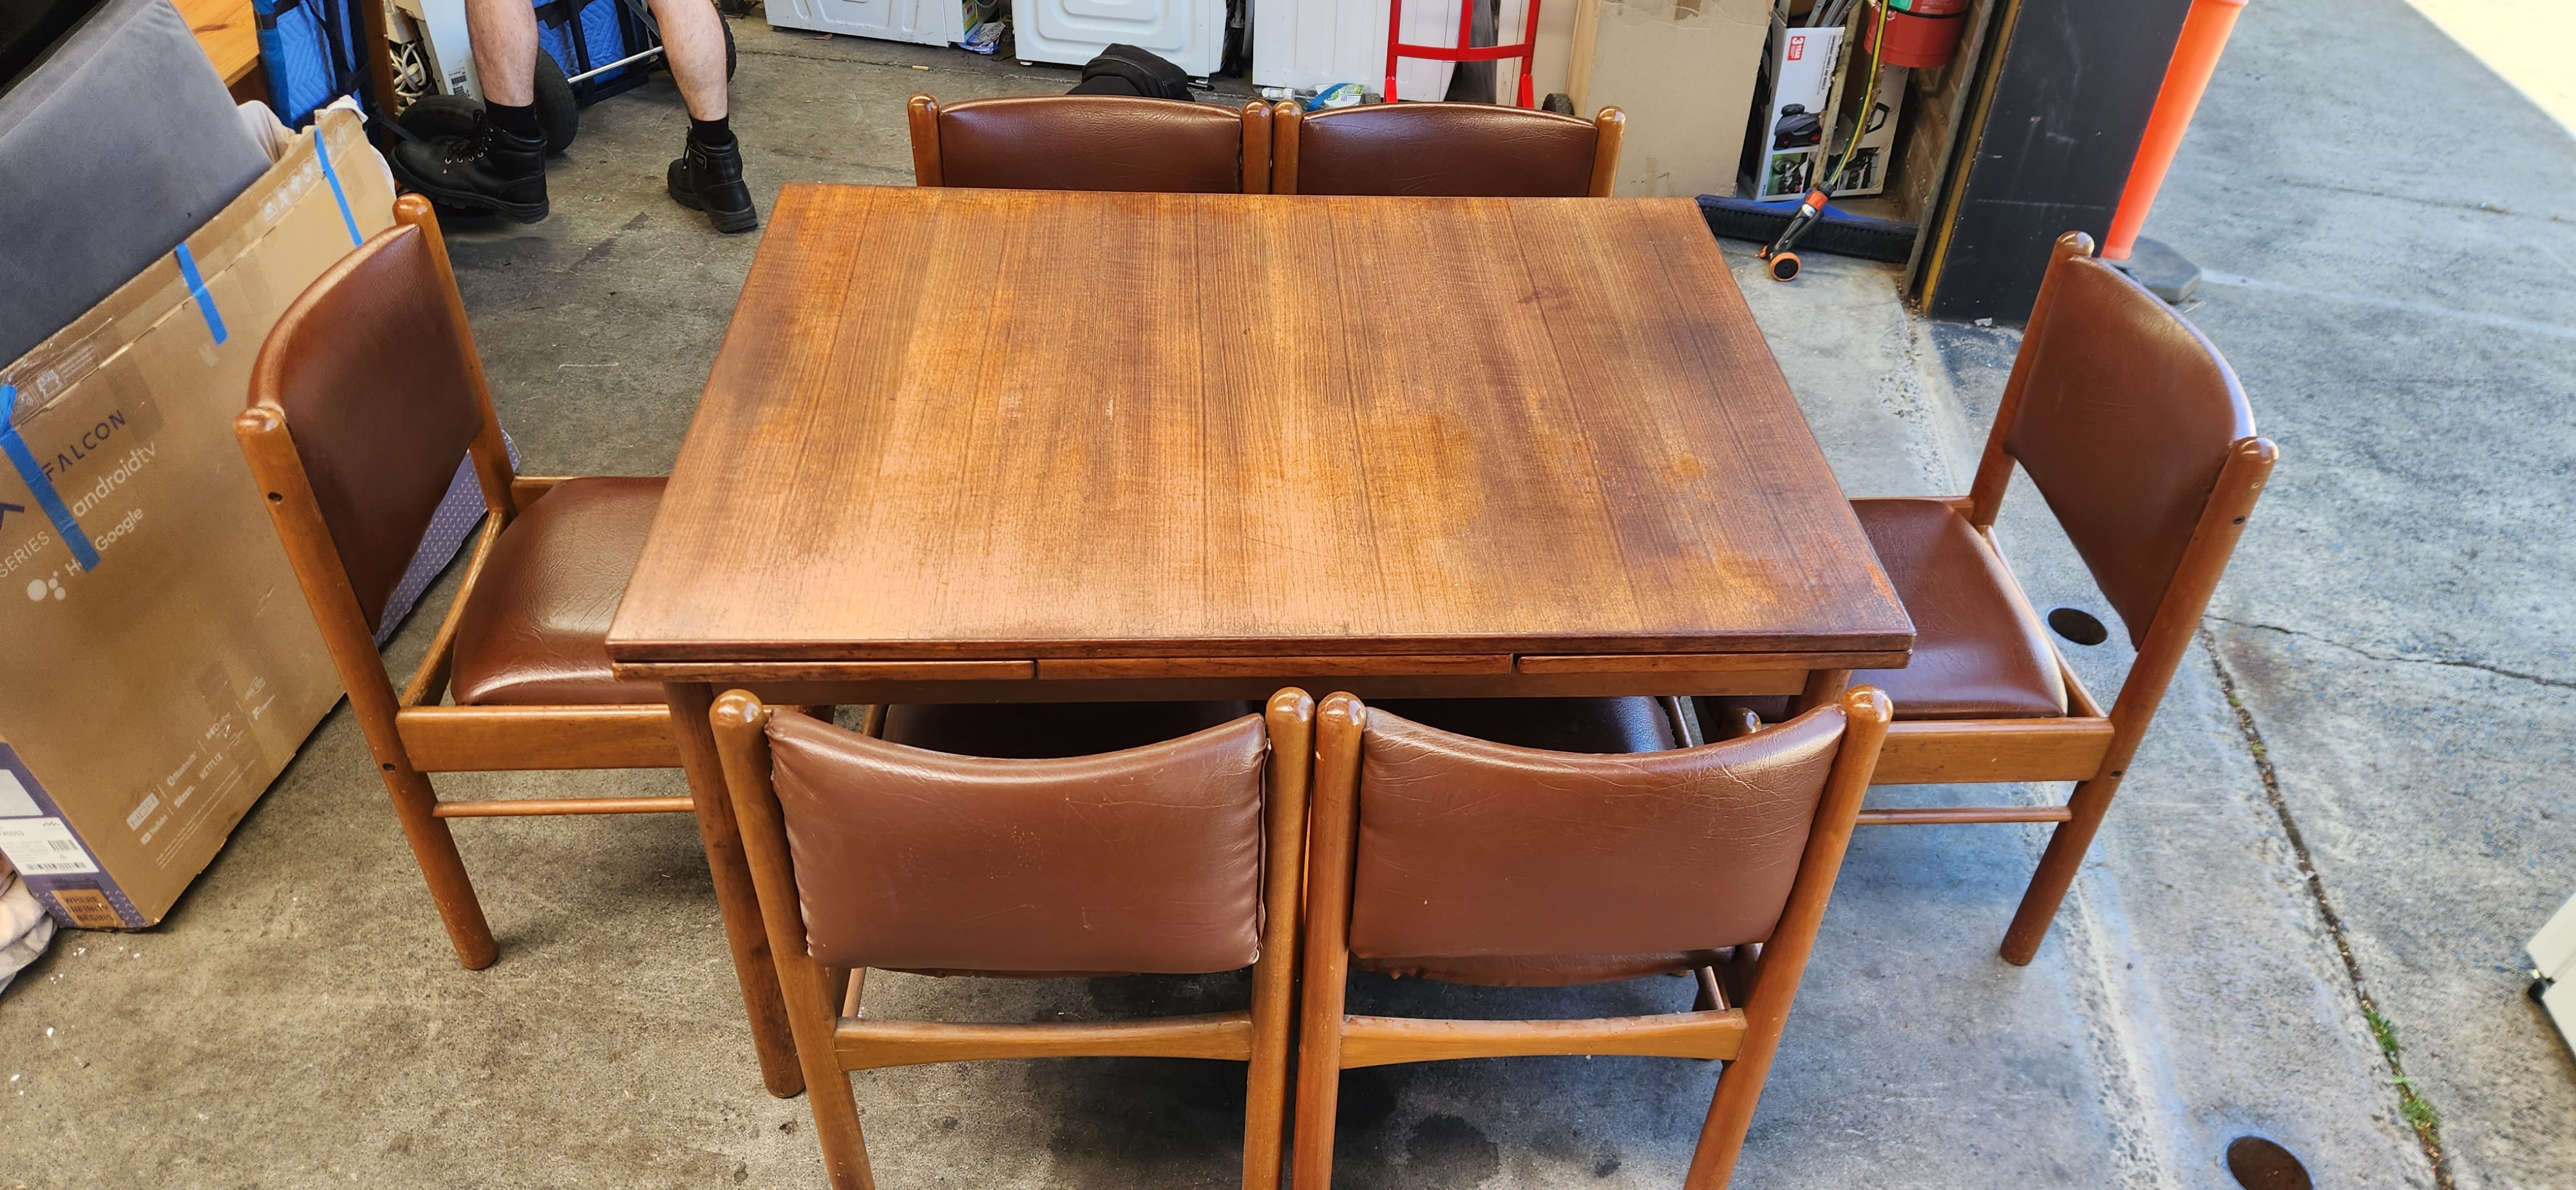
<box><xmin>0</xmin><ymin>0</ymin><xmax>269</xmax><ymax>366</ymax></box>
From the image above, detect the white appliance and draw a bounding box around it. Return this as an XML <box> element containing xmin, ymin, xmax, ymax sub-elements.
<box><xmin>768</xmin><ymin>0</ymin><xmax>974</xmax><ymax>48</ymax></box>
<box><xmin>1015</xmin><ymin>0</ymin><xmax>1226</xmax><ymax>77</ymax></box>
<box><xmin>1252</xmin><ymin>0</ymin><xmax>1466</xmax><ymax>100</ymax></box>
<box><xmin>395</xmin><ymin>0</ymin><xmax>481</xmax><ymax>99</ymax></box>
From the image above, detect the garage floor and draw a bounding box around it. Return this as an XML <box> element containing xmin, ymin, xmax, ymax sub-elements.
<box><xmin>5</xmin><ymin>2</ymin><xmax>2571</xmax><ymax>1186</ymax></box>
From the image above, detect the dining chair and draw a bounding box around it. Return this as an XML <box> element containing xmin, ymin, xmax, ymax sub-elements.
<box><xmin>906</xmin><ymin>93</ymin><xmax>1273</xmax><ymax>193</ymax></box>
<box><xmin>1294</xmin><ymin>687</ymin><xmax>1891</xmax><ymax>1190</ymax></box>
<box><xmin>236</xmin><ymin>194</ymin><xmax>684</xmax><ymax>971</ymax></box>
<box><xmin>1714</xmin><ymin>231</ymin><xmax>2277</xmax><ymax>966</ymax></box>
<box><xmin>1270</xmin><ymin>100</ymin><xmax>1624</xmax><ymax>196</ymax></box>
<box><xmin>709</xmin><ymin>687</ymin><xmax>1315</xmax><ymax>1190</ymax></box>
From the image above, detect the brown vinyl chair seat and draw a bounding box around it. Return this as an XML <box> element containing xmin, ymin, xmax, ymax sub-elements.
<box><xmin>446</xmin><ymin>476</ymin><xmax>667</xmax><ymax>707</ymax></box>
<box><xmin>1849</xmin><ymin>497</ymin><xmax>2068</xmax><ymax>721</ymax></box>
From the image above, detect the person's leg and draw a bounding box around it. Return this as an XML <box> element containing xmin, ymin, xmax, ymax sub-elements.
<box><xmin>465</xmin><ymin>0</ymin><xmax>540</xmax><ymax>107</ymax></box>
<box><xmin>654</xmin><ymin>0</ymin><xmax>758</xmax><ymax>232</ymax></box>
<box><xmin>388</xmin><ymin>0</ymin><xmax>549</xmax><ymax>221</ymax></box>
<box><xmin>649</xmin><ymin>0</ymin><xmax>729</xmax><ymax>120</ymax></box>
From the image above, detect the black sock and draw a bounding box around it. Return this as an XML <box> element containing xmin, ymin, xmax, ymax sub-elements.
<box><xmin>486</xmin><ymin>100</ymin><xmax>541</xmax><ymax>140</ymax></box>
<box><xmin>689</xmin><ymin>115</ymin><xmax>734</xmax><ymax>149</ymax></box>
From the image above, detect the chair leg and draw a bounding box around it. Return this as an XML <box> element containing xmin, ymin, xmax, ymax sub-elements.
<box><xmin>377</xmin><ymin>764</ymin><xmax>497</xmax><ymax>969</ymax></box>
<box><xmin>1289</xmin><ymin>970</ymin><xmax>1350</xmax><ymax>1190</ymax></box>
<box><xmin>1683</xmin><ymin>1057</ymin><xmax>1759</xmax><ymax>1190</ymax></box>
<box><xmin>807</xmin><ymin>1065</ymin><xmax>876</xmax><ymax>1190</ymax></box>
<box><xmin>2000</xmin><ymin>773</ymin><xmax>2126</xmax><ymax>965</ymax></box>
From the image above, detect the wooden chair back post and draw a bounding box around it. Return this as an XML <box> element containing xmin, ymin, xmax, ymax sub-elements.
<box><xmin>236</xmin><ymin>193</ymin><xmax>531</xmax><ymax>969</ymax></box>
<box><xmin>1244</xmin><ymin>688</ymin><xmax>1314</xmax><ymax>1185</ymax></box>
<box><xmin>1291</xmin><ymin>692</ymin><xmax>1368</xmax><ymax>1182</ymax></box>
<box><xmin>715</xmin><ymin>689</ymin><xmax>1313</xmax><ymax>1190</ymax></box>
<box><xmin>1294</xmin><ymin>690</ymin><xmax>1889</xmax><ymax>1190</ymax></box>
<box><xmin>709</xmin><ymin>692</ymin><xmax>875</xmax><ymax>1189</ymax></box>
<box><xmin>1995</xmin><ymin>433</ymin><xmax>2273</xmax><ymax>963</ymax></box>
<box><xmin>1271</xmin><ymin>102</ymin><xmax>1303</xmax><ymax>194</ymax></box>
<box><xmin>239</xmin><ymin>401</ymin><xmax>499</xmax><ymax>967</ymax></box>
<box><xmin>907</xmin><ymin>93</ymin><xmax>943</xmax><ymax>186</ymax></box>
<box><xmin>1239</xmin><ymin>99</ymin><xmax>1274</xmax><ymax>194</ymax></box>
<box><xmin>1587</xmin><ymin>107</ymin><xmax>1625</xmax><ymax>197</ymax></box>
<box><xmin>1683</xmin><ymin>687</ymin><xmax>1889</xmax><ymax>1189</ymax></box>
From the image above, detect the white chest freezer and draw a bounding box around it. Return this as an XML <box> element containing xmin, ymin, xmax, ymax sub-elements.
<box><xmin>768</xmin><ymin>0</ymin><xmax>974</xmax><ymax>48</ymax></box>
<box><xmin>1014</xmin><ymin>0</ymin><xmax>1226</xmax><ymax>77</ymax></box>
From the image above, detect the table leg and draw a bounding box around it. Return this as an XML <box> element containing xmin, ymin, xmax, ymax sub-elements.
<box><xmin>1789</xmin><ymin>668</ymin><xmax>1853</xmax><ymax>716</ymax></box>
<box><xmin>665</xmin><ymin>680</ymin><xmax>806</xmax><ymax>1099</ymax></box>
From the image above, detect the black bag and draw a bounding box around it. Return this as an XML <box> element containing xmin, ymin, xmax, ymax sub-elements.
<box><xmin>1068</xmin><ymin>43</ymin><xmax>1193</xmax><ymax>100</ymax></box>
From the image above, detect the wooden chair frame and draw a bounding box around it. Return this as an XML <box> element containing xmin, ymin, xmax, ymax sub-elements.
<box><xmin>235</xmin><ymin>194</ymin><xmax>684</xmax><ymax>972</ymax></box>
<box><xmin>906</xmin><ymin>93</ymin><xmax>1274</xmax><ymax>194</ymax></box>
<box><xmin>1292</xmin><ymin>688</ymin><xmax>1891</xmax><ymax>1190</ymax></box>
<box><xmin>710</xmin><ymin>688</ymin><xmax>1316</xmax><ymax>1190</ymax></box>
<box><xmin>1855</xmin><ymin>231</ymin><xmax>2279</xmax><ymax>965</ymax></box>
<box><xmin>1269</xmin><ymin>102</ymin><xmax>1624</xmax><ymax>197</ymax></box>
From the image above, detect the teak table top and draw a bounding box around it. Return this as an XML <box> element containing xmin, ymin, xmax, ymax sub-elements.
<box><xmin>608</xmin><ymin>184</ymin><xmax>1911</xmax><ymax>686</ymax></box>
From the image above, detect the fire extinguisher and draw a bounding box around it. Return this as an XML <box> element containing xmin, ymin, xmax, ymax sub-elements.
<box><xmin>1863</xmin><ymin>0</ymin><xmax>1969</xmax><ymax>68</ymax></box>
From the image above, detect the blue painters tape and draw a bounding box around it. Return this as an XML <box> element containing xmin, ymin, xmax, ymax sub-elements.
<box><xmin>173</xmin><ymin>243</ymin><xmax>227</xmax><ymax>346</ymax></box>
<box><xmin>0</xmin><ymin>386</ymin><xmax>101</xmax><ymax>571</ymax></box>
<box><xmin>315</xmin><ymin>133</ymin><xmax>363</xmax><ymax>247</ymax></box>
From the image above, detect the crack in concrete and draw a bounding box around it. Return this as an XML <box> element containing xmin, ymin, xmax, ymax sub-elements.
<box><xmin>2206</xmin><ymin>615</ymin><xmax>2576</xmax><ymax>692</ymax></box>
<box><xmin>2204</xmin><ymin>628</ymin><xmax>2452</xmax><ymax>1189</ymax></box>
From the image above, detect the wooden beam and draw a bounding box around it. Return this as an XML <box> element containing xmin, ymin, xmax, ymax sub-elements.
<box><xmin>1868</xmin><ymin>717</ymin><xmax>2114</xmax><ymax>785</ymax></box>
<box><xmin>396</xmin><ymin>704</ymin><xmax>679</xmax><ymax>771</ymax></box>
<box><xmin>833</xmin><ymin>1012</ymin><xmax>1256</xmax><ymax>1072</ymax></box>
<box><xmin>1856</xmin><ymin>806</ymin><xmax>2074</xmax><ymax>826</ymax></box>
<box><xmin>1336</xmin><ymin>1010</ymin><xmax>1746</xmax><ymax>1069</ymax></box>
<box><xmin>433</xmin><ymin>797</ymin><xmax>693</xmax><ymax>818</ymax></box>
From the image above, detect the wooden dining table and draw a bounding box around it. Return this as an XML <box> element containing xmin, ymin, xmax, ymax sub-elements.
<box><xmin>607</xmin><ymin>182</ymin><xmax>1915</xmax><ymax>1097</ymax></box>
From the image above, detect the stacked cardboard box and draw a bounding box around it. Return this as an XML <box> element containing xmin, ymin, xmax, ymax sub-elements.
<box><xmin>0</xmin><ymin>109</ymin><xmax>392</xmax><ymax>929</ymax></box>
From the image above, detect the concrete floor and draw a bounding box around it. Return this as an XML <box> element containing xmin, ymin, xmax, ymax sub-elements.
<box><xmin>5</xmin><ymin>1</ymin><xmax>2572</xmax><ymax>1185</ymax></box>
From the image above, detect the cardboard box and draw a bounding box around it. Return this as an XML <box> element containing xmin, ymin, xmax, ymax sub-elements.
<box><xmin>1745</xmin><ymin>14</ymin><xmax>1909</xmax><ymax>200</ymax></box>
<box><xmin>1819</xmin><ymin>57</ymin><xmax>1907</xmax><ymax>197</ymax></box>
<box><xmin>0</xmin><ymin>109</ymin><xmax>393</xmax><ymax>929</ymax></box>
<box><xmin>1562</xmin><ymin>0</ymin><xmax>1776</xmax><ymax>199</ymax></box>
<box><xmin>1748</xmin><ymin>17</ymin><xmax>1842</xmax><ymax>199</ymax></box>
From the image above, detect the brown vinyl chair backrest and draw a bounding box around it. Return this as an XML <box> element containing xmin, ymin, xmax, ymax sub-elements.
<box><xmin>1274</xmin><ymin>102</ymin><xmax>1623</xmax><ymax>197</ymax></box>
<box><xmin>1347</xmin><ymin>701</ymin><xmax>1848</xmax><ymax>963</ymax></box>
<box><xmin>246</xmin><ymin>215</ymin><xmax>509</xmax><ymax>635</ymax></box>
<box><xmin>907</xmin><ymin>94</ymin><xmax>1270</xmax><ymax>193</ymax></box>
<box><xmin>762</xmin><ymin>710</ymin><xmax>1271</xmax><ymax>974</ymax></box>
<box><xmin>1987</xmin><ymin>233</ymin><xmax>2257</xmax><ymax>645</ymax></box>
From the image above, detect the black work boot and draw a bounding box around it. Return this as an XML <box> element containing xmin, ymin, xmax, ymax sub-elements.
<box><xmin>667</xmin><ymin>128</ymin><xmax>758</xmax><ymax>233</ymax></box>
<box><xmin>391</xmin><ymin>112</ymin><xmax>549</xmax><ymax>223</ymax></box>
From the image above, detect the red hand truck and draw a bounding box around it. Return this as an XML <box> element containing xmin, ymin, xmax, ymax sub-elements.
<box><xmin>1384</xmin><ymin>0</ymin><xmax>1542</xmax><ymax>108</ymax></box>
